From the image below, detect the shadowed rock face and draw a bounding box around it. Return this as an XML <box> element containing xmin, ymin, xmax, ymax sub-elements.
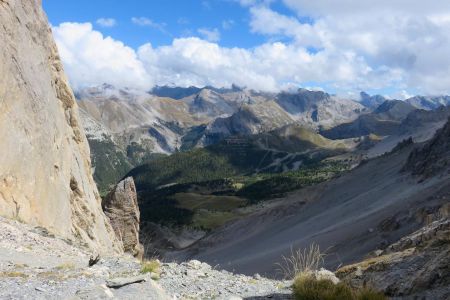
<box><xmin>103</xmin><ymin>177</ymin><xmax>144</xmax><ymax>259</ymax></box>
<box><xmin>321</xmin><ymin>100</ymin><xmax>418</xmax><ymax>139</ymax></box>
<box><xmin>0</xmin><ymin>0</ymin><xmax>120</xmax><ymax>253</ymax></box>
<box><xmin>404</xmin><ymin>119</ymin><xmax>450</xmax><ymax>178</ymax></box>
<box><xmin>337</xmin><ymin>217</ymin><xmax>450</xmax><ymax>299</ymax></box>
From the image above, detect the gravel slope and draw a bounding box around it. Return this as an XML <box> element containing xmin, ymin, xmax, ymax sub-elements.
<box><xmin>177</xmin><ymin>145</ymin><xmax>449</xmax><ymax>277</ymax></box>
<box><xmin>0</xmin><ymin>216</ymin><xmax>291</xmax><ymax>299</ymax></box>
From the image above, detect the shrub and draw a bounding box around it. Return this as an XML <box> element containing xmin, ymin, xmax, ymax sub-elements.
<box><xmin>293</xmin><ymin>273</ymin><xmax>352</xmax><ymax>300</ymax></box>
<box><xmin>292</xmin><ymin>273</ymin><xmax>387</xmax><ymax>300</ymax></box>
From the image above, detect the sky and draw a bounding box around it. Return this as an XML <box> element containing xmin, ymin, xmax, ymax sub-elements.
<box><xmin>43</xmin><ymin>0</ymin><xmax>450</xmax><ymax>98</ymax></box>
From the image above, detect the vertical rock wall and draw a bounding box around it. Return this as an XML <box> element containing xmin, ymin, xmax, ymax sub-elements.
<box><xmin>0</xmin><ymin>0</ymin><xmax>121</xmax><ymax>253</ymax></box>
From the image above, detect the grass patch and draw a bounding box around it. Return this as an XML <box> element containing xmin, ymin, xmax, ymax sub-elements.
<box><xmin>192</xmin><ymin>210</ymin><xmax>241</xmax><ymax>230</ymax></box>
<box><xmin>293</xmin><ymin>273</ymin><xmax>386</xmax><ymax>300</ymax></box>
<box><xmin>173</xmin><ymin>193</ymin><xmax>246</xmax><ymax>211</ymax></box>
<box><xmin>0</xmin><ymin>271</ymin><xmax>28</xmax><ymax>278</ymax></box>
<box><xmin>293</xmin><ymin>273</ymin><xmax>352</xmax><ymax>300</ymax></box>
<box><xmin>141</xmin><ymin>259</ymin><xmax>161</xmax><ymax>275</ymax></box>
<box><xmin>336</xmin><ymin>249</ymin><xmax>415</xmax><ymax>275</ymax></box>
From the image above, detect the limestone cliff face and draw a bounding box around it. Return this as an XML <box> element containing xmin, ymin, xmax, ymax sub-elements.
<box><xmin>103</xmin><ymin>177</ymin><xmax>144</xmax><ymax>259</ymax></box>
<box><xmin>0</xmin><ymin>0</ymin><xmax>121</xmax><ymax>253</ymax></box>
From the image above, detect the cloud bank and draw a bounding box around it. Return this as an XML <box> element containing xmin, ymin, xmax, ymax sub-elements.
<box><xmin>53</xmin><ymin>1</ymin><xmax>450</xmax><ymax>95</ymax></box>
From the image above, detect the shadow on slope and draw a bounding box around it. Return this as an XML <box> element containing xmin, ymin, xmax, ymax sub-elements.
<box><xmin>171</xmin><ymin>121</ymin><xmax>450</xmax><ymax>278</ymax></box>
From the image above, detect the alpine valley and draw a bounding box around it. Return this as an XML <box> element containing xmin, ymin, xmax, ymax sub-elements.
<box><xmin>1</xmin><ymin>1</ymin><xmax>450</xmax><ymax>299</ymax></box>
<box><xmin>78</xmin><ymin>83</ymin><xmax>450</xmax><ymax>299</ymax></box>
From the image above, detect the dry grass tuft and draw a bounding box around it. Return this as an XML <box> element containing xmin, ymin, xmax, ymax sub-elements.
<box><xmin>0</xmin><ymin>271</ymin><xmax>29</xmax><ymax>278</ymax></box>
<box><xmin>292</xmin><ymin>273</ymin><xmax>386</xmax><ymax>300</ymax></box>
<box><xmin>355</xmin><ymin>287</ymin><xmax>387</xmax><ymax>300</ymax></box>
<box><xmin>141</xmin><ymin>259</ymin><xmax>161</xmax><ymax>275</ymax></box>
<box><xmin>276</xmin><ymin>243</ymin><xmax>325</xmax><ymax>279</ymax></box>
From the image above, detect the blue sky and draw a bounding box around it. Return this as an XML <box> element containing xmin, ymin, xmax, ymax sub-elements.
<box><xmin>44</xmin><ymin>0</ymin><xmax>270</xmax><ymax>49</ymax></box>
<box><xmin>43</xmin><ymin>0</ymin><xmax>450</xmax><ymax>97</ymax></box>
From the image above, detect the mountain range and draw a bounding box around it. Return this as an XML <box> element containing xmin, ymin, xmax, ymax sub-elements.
<box><xmin>2</xmin><ymin>0</ymin><xmax>450</xmax><ymax>298</ymax></box>
<box><xmin>76</xmin><ymin>84</ymin><xmax>450</xmax><ymax>195</ymax></box>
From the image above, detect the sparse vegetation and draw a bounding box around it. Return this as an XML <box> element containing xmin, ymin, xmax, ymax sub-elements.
<box><xmin>292</xmin><ymin>273</ymin><xmax>387</xmax><ymax>300</ymax></box>
<box><xmin>274</xmin><ymin>244</ymin><xmax>386</xmax><ymax>300</ymax></box>
<box><xmin>173</xmin><ymin>193</ymin><xmax>246</xmax><ymax>211</ymax></box>
<box><xmin>276</xmin><ymin>243</ymin><xmax>326</xmax><ymax>279</ymax></box>
<box><xmin>132</xmin><ymin>161</ymin><xmax>349</xmax><ymax>229</ymax></box>
<box><xmin>55</xmin><ymin>262</ymin><xmax>76</xmax><ymax>270</ymax></box>
<box><xmin>192</xmin><ymin>210</ymin><xmax>241</xmax><ymax>230</ymax></box>
<box><xmin>293</xmin><ymin>273</ymin><xmax>353</xmax><ymax>300</ymax></box>
<box><xmin>141</xmin><ymin>259</ymin><xmax>161</xmax><ymax>275</ymax></box>
<box><xmin>236</xmin><ymin>162</ymin><xmax>348</xmax><ymax>202</ymax></box>
<box><xmin>0</xmin><ymin>271</ymin><xmax>28</xmax><ymax>278</ymax></box>
<box><xmin>355</xmin><ymin>288</ymin><xmax>387</xmax><ymax>300</ymax></box>
<box><xmin>88</xmin><ymin>138</ymin><xmax>134</xmax><ymax>196</ymax></box>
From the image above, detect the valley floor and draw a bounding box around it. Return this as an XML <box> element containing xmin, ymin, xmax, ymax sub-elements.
<box><xmin>0</xmin><ymin>217</ymin><xmax>291</xmax><ymax>299</ymax></box>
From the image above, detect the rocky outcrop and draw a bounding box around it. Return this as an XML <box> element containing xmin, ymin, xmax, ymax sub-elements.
<box><xmin>103</xmin><ymin>177</ymin><xmax>144</xmax><ymax>258</ymax></box>
<box><xmin>0</xmin><ymin>0</ymin><xmax>120</xmax><ymax>252</ymax></box>
<box><xmin>321</xmin><ymin>100</ymin><xmax>417</xmax><ymax>139</ymax></box>
<box><xmin>403</xmin><ymin>118</ymin><xmax>450</xmax><ymax>178</ymax></box>
<box><xmin>275</xmin><ymin>89</ymin><xmax>364</xmax><ymax>130</ymax></box>
<box><xmin>337</xmin><ymin>218</ymin><xmax>450</xmax><ymax>299</ymax></box>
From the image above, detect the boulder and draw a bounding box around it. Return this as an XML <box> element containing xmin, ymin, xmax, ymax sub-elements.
<box><xmin>103</xmin><ymin>177</ymin><xmax>144</xmax><ymax>258</ymax></box>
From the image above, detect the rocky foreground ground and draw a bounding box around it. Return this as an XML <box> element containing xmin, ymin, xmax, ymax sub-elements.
<box><xmin>0</xmin><ymin>217</ymin><xmax>292</xmax><ymax>299</ymax></box>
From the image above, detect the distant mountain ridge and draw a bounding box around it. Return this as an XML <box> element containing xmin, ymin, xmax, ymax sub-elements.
<box><xmin>77</xmin><ymin>84</ymin><xmax>366</xmax><ymax>152</ymax></box>
<box><xmin>76</xmin><ymin>84</ymin><xmax>450</xmax><ymax>193</ymax></box>
<box><xmin>151</xmin><ymin>84</ymin><xmax>245</xmax><ymax>100</ymax></box>
<box><xmin>406</xmin><ymin>95</ymin><xmax>450</xmax><ymax>110</ymax></box>
<box><xmin>321</xmin><ymin>100</ymin><xmax>418</xmax><ymax>139</ymax></box>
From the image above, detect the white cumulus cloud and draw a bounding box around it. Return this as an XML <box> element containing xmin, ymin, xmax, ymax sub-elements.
<box><xmin>246</xmin><ymin>0</ymin><xmax>450</xmax><ymax>94</ymax></box>
<box><xmin>52</xmin><ymin>0</ymin><xmax>450</xmax><ymax>95</ymax></box>
<box><xmin>52</xmin><ymin>22</ymin><xmax>375</xmax><ymax>92</ymax></box>
<box><xmin>52</xmin><ymin>22</ymin><xmax>153</xmax><ymax>91</ymax></box>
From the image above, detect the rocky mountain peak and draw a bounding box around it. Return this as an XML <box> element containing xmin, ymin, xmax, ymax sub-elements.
<box><xmin>359</xmin><ymin>91</ymin><xmax>387</xmax><ymax>109</ymax></box>
<box><xmin>373</xmin><ymin>100</ymin><xmax>417</xmax><ymax>120</ymax></box>
<box><xmin>406</xmin><ymin>95</ymin><xmax>450</xmax><ymax>110</ymax></box>
<box><xmin>151</xmin><ymin>85</ymin><xmax>202</xmax><ymax>99</ymax></box>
